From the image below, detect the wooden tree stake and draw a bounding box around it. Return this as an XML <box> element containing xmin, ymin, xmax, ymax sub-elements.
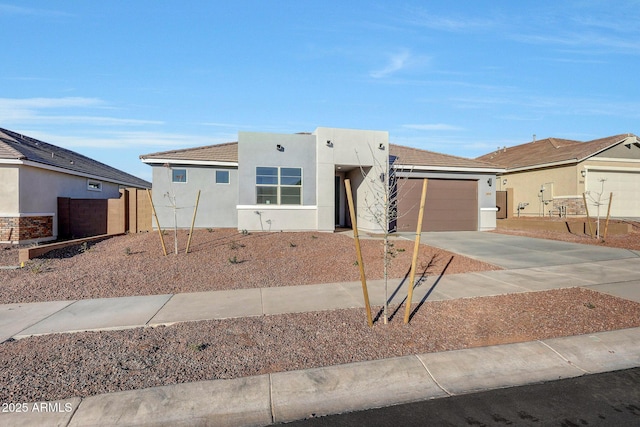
<box><xmin>146</xmin><ymin>189</ymin><xmax>167</xmax><ymax>256</ymax></box>
<box><xmin>603</xmin><ymin>192</ymin><xmax>613</xmax><ymax>240</ymax></box>
<box><xmin>583</xmin><ymin>192</ymin><xmax>594</xmax><ymax>238</ymax></box>
<box><xmin>404</xmin><ymin>178</ymin><xmax>428</xmax><ymax>324</ymax></box>
<box><xmin>345</xmin><ymin>179</ymin><xmax>373</xmax><ymax>327</ymax></box>
<box><xmin>185</xmin><ymin>190</ymin><xmax>201</xmax><ymax>254</ymax></box>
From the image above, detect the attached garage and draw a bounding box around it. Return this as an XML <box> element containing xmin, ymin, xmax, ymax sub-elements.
<box><xmin>586</xmin><ymin>170</ymin><xmax>640</xmax><ymax>217</ymax></box>
<box><xmin>396</xmin><ymin>178</ymin><xmax>478</xmax><ymax>232</ymax></box>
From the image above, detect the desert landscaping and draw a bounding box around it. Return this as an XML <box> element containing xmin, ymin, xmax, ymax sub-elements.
<box><xmin>1</xmin><ymin>222</ymin><xmax>640</xmax><ymax>403</ymax></box>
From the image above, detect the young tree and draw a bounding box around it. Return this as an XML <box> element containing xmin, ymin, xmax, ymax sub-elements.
<box><xmin>355</xmin><ymin>146</ymin><xmax>420</xmax><ymax>324</ymax></box>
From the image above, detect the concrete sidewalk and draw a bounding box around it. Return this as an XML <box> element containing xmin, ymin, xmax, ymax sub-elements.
<box><xmin>3</xmin><ymin>258</ymin><xmax>639</xmax><ymax>341</ymax></box>
<box><xmin>1</xmin><ymin>234</ymin><xmax>639</xmax><ymax>426</ymax></box>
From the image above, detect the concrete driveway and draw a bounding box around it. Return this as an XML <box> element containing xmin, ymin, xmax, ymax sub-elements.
<box><xmin>412</xmin><ymin>231</ymin><xmax>639</xmax><ymax>269</ymax></box>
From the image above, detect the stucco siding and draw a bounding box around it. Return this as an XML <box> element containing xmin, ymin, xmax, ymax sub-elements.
<box><xmin>0</xmin><ymin>165</ymin><xmax>18</xmax><ymax>214</ymax></box>
<box><xmin>498</xmin><ymin>165</ymin><xmax>578</xmax><ymax>217</ymax></box>
<box><xmin>151</xmin><ymin>165</ymin><xmax>238</xmax><ymax>229</ymax></box>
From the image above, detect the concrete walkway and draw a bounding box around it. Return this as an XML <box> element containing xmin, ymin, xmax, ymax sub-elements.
<box><xmin>1</xmin><ymin>233</ymin><xmax>639</xmax><ymax>426</ymax></box>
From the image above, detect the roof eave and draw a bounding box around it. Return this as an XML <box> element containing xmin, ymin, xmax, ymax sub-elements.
<box><xmin>141</xmin><ymin>158</ymin><xmax>239</xmax><ymax>167</ymax></box>
<box><xmin>393</xmin><ymin>164</ymin><xmax>505</xmax><ymax>173</ymax></box>
<box><xmin>505</xmin><ymin>158</ymin><xmax>577</xmax><ymax>173</ymax></box>
<box><xmin>20</xmin><ymin>159</ymin><xmax>150</xmax><ymax>188</ymax></box>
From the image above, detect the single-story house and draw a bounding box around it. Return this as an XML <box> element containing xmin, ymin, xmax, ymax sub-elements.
<box><xmin>476</xmin><ymin>134</ymin><xmax>640</xmax><ymax>218</ymax></box>
<box><xmin>140</xmin><ymin>127</ymin><xmax>502</xmax><ymax>233</ymax></box>
<box><xmin>0</xmin><ymin>127</ymin><xmax>151</xmax><ymax>244</ymax></box>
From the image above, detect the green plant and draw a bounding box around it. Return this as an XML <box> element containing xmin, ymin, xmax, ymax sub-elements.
<box><xmin>584</xmin><ymin>302</ymin><xmax>596</xmax><ymax>309</ymax></box>
<box><xmin>188</xmin><ymin>343</ymin><xmax>208</xmax><ymax>352</ymax></box>
<box><xmin>78</xmin><ymin>242</ymin><xmax>89</xmax><ymax>254</ymax></box>
<box><xmin>229</xmin><ymin>255</ymin><xmax>241</xmax><ymax>264</ymax></box>
<box><xmin>230</xmin><ymin>241</ymin><xmax>245</xmax><ymax>250</ymax></box>
<box><xmin>241</xmin><ymin>229</ymin><xmax>250</xmax><ymax>235</ymax></box>
<box><xmin>311</xmin><ymin>235</ymin><xmax>318</xmax><ymax>239</ymax></box>
<box><xmin>29</xmin><ymin>260</ymin><xmax>49</xmax><ymax>274</ymax></box>
<box><xmin>206</xmin><ymin>228</ymin><xmax>213</xmax><ymax>233</ymax></box>
<box><xmin>124</xmin><ymin>247</ymin><xmax>132</xmax><ymax>256</ymax></box>
<box><xmin>353</xmin><ymin>260</ymin><xmax>359</xmax><ymax>266</ymax></box>
<box><xmin>289</xmin><ymin>242</ymin><xmax>297</xmax><ymax>248</ymax></box>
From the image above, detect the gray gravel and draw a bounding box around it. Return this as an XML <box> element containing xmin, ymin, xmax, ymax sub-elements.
<box><xmin>2</xmin><ymin>287</ymin><xmax>640</xmax><ymax>403</ymax></box>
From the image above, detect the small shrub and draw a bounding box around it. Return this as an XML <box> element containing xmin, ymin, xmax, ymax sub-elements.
<box><xmin>230</xmin><ymin>241</ymin><xmax>245</xmax><ymax>250</ymax></box>
<box><xmin>124</xmin><ymin>247</ymin><xmax>132</xmax><ymax>256</ymax></box>
<box><xmin>311</xmin><ymin>235</ymin><xmax>318</xmax><ymax>239</ymax></box>
<box><xmin>289</xmin><ymin>242</ymin><xmax>297</xmax><ymax>248</ymax></box>
<box><xmin>584</xmin><ymin>302</ymin><xmax>596</xmax><ymax>309</ymax></box>
<box><xmin>241</xmin><ymin>229</ymin><xmax>250</xmax><ymax>236</ymax></box>
<box><xmin>229</xmin><ymin>256</ymin><xmax>241</xmax><ymax>264</ymax></box>
<box><xmin>206</xmin><ymin>228</ymin><xmax>214</xmax><ymax>233</ymax></box>
<box><xmin>188</xmin><ymin>343</ymin><xmax>208</xmax><ymax>352</ymax></box>
<box><xmin>78</xmin><ymin>242</ymin><xmax>89</xmax><ymax>254</ymax></box>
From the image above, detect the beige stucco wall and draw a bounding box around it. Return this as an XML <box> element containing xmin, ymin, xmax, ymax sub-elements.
<box><xmin>497</xmin><ymin>164</ymin><xmax>579</xmax><ymax>216</ymax></box>
<box><xmin>0</xmin><ymin>165</ymin><xmax>19</xmax><ymax>214</ymax></box>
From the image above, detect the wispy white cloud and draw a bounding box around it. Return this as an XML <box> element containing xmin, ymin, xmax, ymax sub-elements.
<box><xmin>25</xmin><ymin>130</ymin><xmax>224</xmax><ymax>150</ymax></box>
<box><xmin>402</xmin><ymin>123</ymin><xmax>463</xmax><ymax>131</ymax></box>
<box><xmin>0</xmin><ymin>97</ymin><xmax>103</xmax><ymax>109</ymax></box>
<box><xmin>0</xmin><ymin>3</ymin><xmax>71</xmax><ymax>17</ymax></box>
<box><xmin>401</xmin><ymin>7</ymin><xmax>497</xmax><ymax>32</ymax></box>
<box><xmin>370</xmin><ymin>49</ymin><xmax>412</xmax><ymax>78</ymax></box>
<box><xmin>370</xmin><ymin>49</ymin><xmax>431</xmax><ymax>79</ymax></box>
<box><xmin>0</xmin><ymin>97</ymin><xmax>162</xmax><ymax>127</ymax></box>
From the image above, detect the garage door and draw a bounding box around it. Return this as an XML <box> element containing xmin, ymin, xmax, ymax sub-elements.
<box><xmin>587</xmin><ymin>170</ymin><xmax>640</xmax><ymax>217</ymax></box>
<box><xmin>396</xmin><ymin>179</ymin><xmax>478</xmax><ymax>232</ymax></box>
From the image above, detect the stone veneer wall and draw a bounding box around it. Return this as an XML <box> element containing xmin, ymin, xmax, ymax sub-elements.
<box><xmin>0</xmin><ymin>216</ymin><xmax>53</xmax><ymax>242</ymax></box>
<box><xmin>551</xmin><ymin>197</ymin><xmax>586</xmax><ymax>216</ymax></box>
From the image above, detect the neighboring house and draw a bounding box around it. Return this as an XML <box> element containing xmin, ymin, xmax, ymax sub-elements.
<box><xmin>140</xmin><ymin>127</ymin><xmax>502</xmax><ymax>233</ymax></box>
<box><xmin>476</xmin><ymin>134</ymin><xmax>640</xmax><ymax>218</ymax></box>
<box><xmin>0</xmin><ymin>128</ymin><xmax>151</xmax><ymax>244</ymax></box>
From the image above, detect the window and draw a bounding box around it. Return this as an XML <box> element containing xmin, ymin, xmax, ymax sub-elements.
<box><xmin>172</xmin><ymin>169</ymin><xmax>187</xmax><ymax>183</ymax></box>
<box><xmin>215</xmin><ymin>170</ymin><xmax>230</xmax><ymax>184</ymax></box>
<box><xmin>87</xmin><ymin>179</ymin><xmax>102</xmax><ymax>191</ymax></box>
<box><xmin>256</xmin><ymin>167</ymin><xmax>302</xmax><ymax>205</ymax></box>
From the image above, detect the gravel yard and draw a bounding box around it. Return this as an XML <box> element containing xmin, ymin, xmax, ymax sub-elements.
<box><xmin>1</xmin><ymin>225</ymin><xmax>639</xmax><ymax>403</ymax></box>
<box><xmin>0</xmin><ymin>229</ymin><xmax>499</xmax><ymax>304</ymax></box>
<box><xmin>2</xmin><ymin>287</ymin><xmax>640</xmax><ymax>403</ymax></box>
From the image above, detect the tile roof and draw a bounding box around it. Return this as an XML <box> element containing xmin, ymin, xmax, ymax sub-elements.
<box><xmin>476</xmin><ymin>134</ymin><xmax>637</xmax><ymax>170</ymax></box>
<box><xmin>140</xmin><ymin>142</ymin><xmax>239</xmax><ymax>163</ymax></box>
<box><xmin>390</xmin><ymin>143</ymin><xmax>500</xmax><ymax>170</ymax></box>
<box><xmin>140</xmin><ymin>141</ymin><xmax>499</xmax><ymax>170</ymax></box>
<box><xmin>0</xmin><ymin>128</ymin><xmax>151</xmax><ymax>188</ymax></box>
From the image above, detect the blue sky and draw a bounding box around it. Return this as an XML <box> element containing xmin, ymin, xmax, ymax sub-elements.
<box><xmin>2</xmin><ymin>1</ymin><xmax>639</xmax><ymax>181</ymax></box>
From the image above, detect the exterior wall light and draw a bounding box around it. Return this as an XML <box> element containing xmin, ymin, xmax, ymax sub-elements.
<box><xmin>502</xmin><ymin>179</ymin><xmax>507</xmax><ymax>185</ymax></box>
<box><xmin>487</xmin><ymin>178</ymin><xmax>492</xmax><ymax>187</ymax></box>
<box><xmin>581</xmin><ymin>170</ymin><xmax>587</xmax><ymax>177</ymax></box>
<box><xmin>378</xmin><ymin>143</ymin><xmax>385</xmax><ymax>150</ymax></box>
<box><xmin>277</xmin><ymin>144</ymin><xmax>284</xmax><ymax>152</ymax></box>
<box><xmin>326</xmin><ymin>140</ymin><xmax>333</xmax><ymax>147</ymax></box>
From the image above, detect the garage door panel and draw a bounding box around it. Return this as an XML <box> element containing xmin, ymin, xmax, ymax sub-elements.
<box><xmin>396</xmin><ymin>178</ymin><xmax>478</xmax><ymax>232</ymax></box>
<box><xmin>587</xmin><ymin>171</ymin><xmax>640</xmax><ymax>217</ymax></box>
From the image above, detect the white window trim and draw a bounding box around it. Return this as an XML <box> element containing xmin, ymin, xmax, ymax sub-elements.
<box><xmin>87</xmin><ymin>179</ymin><xmax>103</xmax><ymax>192</ymax></box>
<box><xmin>256</xmin><ymin>166</ymin><xmax>303</xmax><ymax>205</ymax></box>
<box><xmin>171</xmin><ymin>168</ymin><xmax>188</xmax><ymax>183</ymax></box>
<box><xmin>215</xmin><ymin>170</ymin><xmax>230</xmax><ymax>184</ymax></box>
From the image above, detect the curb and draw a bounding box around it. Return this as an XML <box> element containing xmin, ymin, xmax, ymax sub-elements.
<box><xmin>2</xmin><ymin>327</ymin><xmax>639</xmax><ymax>426</ymax></box>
